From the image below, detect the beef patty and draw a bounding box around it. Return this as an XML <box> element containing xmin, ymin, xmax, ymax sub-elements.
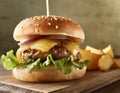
<box><xmin>21</xmin><ymin>45</ymin><xmax>81</xmax><ymax>62</ymax></box>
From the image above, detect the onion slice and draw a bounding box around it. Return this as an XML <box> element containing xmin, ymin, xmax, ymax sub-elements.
<box><xmin>18</xmin><ymin>35</ymin><xmax>41</xmax><ymax>46</ymax></box>
<box><xmin>18</xmin><ymin>35</ymin><xmax>75</xmax><ymax>46</ymax></box>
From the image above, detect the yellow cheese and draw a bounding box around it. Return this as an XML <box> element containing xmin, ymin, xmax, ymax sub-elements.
<box><xmin>63</xmin><ymin>42</ymin><xmax>79</xmax><ymax>56</ymax></box>
<box><xmin>19</xmin><ymin>39</ymin><xmax>79</xmax><ymax>56</ymax></box>
<box><xmin>20</xmin><ymin>39</ymin><xmax>58</xmax><ymax>52</ymax></box>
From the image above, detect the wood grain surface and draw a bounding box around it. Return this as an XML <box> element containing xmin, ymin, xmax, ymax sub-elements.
<box><xmin>0</xmin><ymin>62</ymin><xmax>120</xmax><ymax>93</ymax></box>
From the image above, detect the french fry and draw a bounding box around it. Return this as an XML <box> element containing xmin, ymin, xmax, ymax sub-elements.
<box><xmin>98</xmin><ymin>54</ymin><xmax>114</xmax><ymax>71</ymax></box>
<box><xmin>79</xmin><ymin>49</ymin><xmax>102</xmax><ymax>70</ymax></box>
<box><xmin>81</xmin><ymin>45</ymin><xmax>116</xmax><ymax>71</ymax></box>
<box><xmin>102</xmin><ymin>45</ymin><xmax>114</xmax><ymax>57</ymax></box>
<box><xmin>113</xmin><ymin>58</ymin><xmax>120</xmax><ymax>68</ymax></box>
<box><xmin>85</xmin><ymin>45</ymin><xmax>103</xmax><ymax>55</ymax></box>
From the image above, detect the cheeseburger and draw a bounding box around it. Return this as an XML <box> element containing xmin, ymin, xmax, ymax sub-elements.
<box><xmin>1</xmin><ymin>15</ymin><xmax>89</xmax><ymax>82</ymax></box>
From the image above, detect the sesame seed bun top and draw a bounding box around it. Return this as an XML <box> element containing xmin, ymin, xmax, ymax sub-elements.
<box><xmin>13</xmin><ymin>15</ymin><xmax>85</xmax><ymax>43</ymax></box>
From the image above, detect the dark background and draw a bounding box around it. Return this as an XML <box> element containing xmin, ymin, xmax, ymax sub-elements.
<box><xmin>0</xmin><ymin>0</ymin><xmax>120</xmax><ymax>55</ymax></box>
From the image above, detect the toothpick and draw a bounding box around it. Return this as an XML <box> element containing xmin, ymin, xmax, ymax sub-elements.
<box><xmin>46</xmin><ymin>0</ymin><xmax>49</xmax><ymax>16</ymax></box>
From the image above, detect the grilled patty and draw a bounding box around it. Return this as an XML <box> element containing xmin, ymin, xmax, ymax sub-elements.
<box><xmin>21</xmin><ymin>45</ymin><xmax>81</xmax><ymax>61</ymax></box>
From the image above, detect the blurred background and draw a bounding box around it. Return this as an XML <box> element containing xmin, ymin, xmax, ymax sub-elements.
<box><xmin>0</xmin><ymin>0</ymin><xmax>120</xmax><ymax>55</ymax></box>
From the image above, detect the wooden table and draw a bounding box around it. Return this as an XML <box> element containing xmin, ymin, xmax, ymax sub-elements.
<box><xmin>0</xmin><ymin>62</ymin><xmax>120</xmax><ymax>93</ymax></box>
<box><xmin>92</xmin><ymin>80</ymin><xmax>120</xmax><ymax>93</ymax></box>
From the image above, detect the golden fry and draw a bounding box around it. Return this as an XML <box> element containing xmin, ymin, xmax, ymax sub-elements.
<box><xmin>98</xmin><ymin>54</ymin><xmax>114</xmax><ymax>71</ymax></box>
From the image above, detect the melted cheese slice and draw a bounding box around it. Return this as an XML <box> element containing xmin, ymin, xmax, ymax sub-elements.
<box><xmin>17</xmin><ymin>39</ymin><xmax>80</xmax><ymax>62</ymax></box>
<box><xmin>63</xmin><ymin>42</ymin><xmax>79</xmax><ymax>56</ymax></box>
<box><xmin>19</xmin><ymin>39</ymin><xmax>79</xmax><ymax>56</ymax></box>
<box><xmin>20</xmin><ymin>39</ymin><xmax>58</xmax><ymax>52</ymax></box>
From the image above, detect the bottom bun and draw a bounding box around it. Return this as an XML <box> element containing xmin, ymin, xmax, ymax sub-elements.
<box><xmin>12</xmin><ymin>66</ymin><xmax>87</xmax><ymax>82</ymax></box>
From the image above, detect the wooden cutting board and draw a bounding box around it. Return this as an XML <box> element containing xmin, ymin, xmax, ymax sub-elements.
<box><xmin>0</xmin><ymin>62</ymin><xmax>120</xmax><ymax>93</ymax></box>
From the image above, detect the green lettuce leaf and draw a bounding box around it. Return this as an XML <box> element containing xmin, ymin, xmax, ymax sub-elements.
<box><xmin>46</xmin><ymin>54</ymin><xmax>73</xmax><ymax>74</ymax></box>
<box><xmin>1</xmin><ymin>50</ymin><xmax>19</xmax><ymax>70</ymax></box>
<box><xmin>27</xmin><ymin>58</ymin><xmax>41</xmax><ymax>71</ymax></box>
<box><xmin>1</xmin><ymin>50</ymin><xmax>89</xmax><ymax>74</ymax></box>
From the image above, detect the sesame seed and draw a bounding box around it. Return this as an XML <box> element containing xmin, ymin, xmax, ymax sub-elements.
<box><xmin>36</xmin><ymin>16</ymin><xmax>40</xmax><ymax>20</ymax></box>
<box><xmin>50</xmin><ymin>18</ymin><xmax>53</xmax><ymax>21</ymax></box>
<box><xmin>48</xmin><ymin>22</ymin><xmax>51</xmax><ymax>26</ymax></box>
<box><xmin>52</xmin><ymin>16</ymin><xmax>58</xmax><ymax>21</ymax></box>
<box><xmin>33</xmin><ymin>18</ymin><xmax>36</xmax><ymax>20</ymax></box>
<box><xmin>35</xmin><ymin>29</ymin><xmax>39</xmax><ymax>32</ymax></box>
<box><xmin>41</xmin><ymin>16</ymin><xmax>44</xmax><ymax>18</ymax></box>
<box><xmin>56</xmin><ymin>25</ymin><xmax>59</xmax><ymax>29</ymax></box>
<box><xmin>35</xmin><ymin>24</ymin><xmax>40</xmax><ymax>27</ymax></box>
<box><xmin>54</xmin><ymin>17</ymin><xmax>58</xmax><ymax>21</ymax></box>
